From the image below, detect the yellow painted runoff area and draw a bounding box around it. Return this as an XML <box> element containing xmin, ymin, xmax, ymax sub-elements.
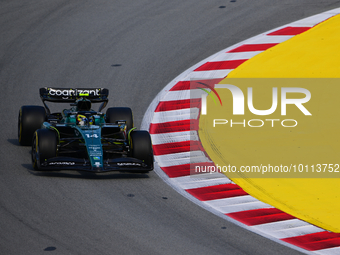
<box><xmin>199</xmin><ymin>14</ymin><xmax>340</xmax><ymax>232</ymax></box>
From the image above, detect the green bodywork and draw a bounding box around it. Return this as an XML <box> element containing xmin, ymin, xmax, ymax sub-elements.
<box><xmin>42</xmin><ymin>112</ymin><xmax>126</xmax><ymax>170</ymax></box>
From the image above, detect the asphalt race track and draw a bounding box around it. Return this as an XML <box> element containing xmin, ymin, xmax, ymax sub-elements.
<box><xmin>1</xmin><ymin>1</ymin><xmax>340</xmax><ymax>254</ymax></box>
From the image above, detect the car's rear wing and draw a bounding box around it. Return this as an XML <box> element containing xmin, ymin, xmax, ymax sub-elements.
<box><xmin>40</xmin><ymin>87</ymin><xmax>109</xmax><ymax>114</ymax></box>
<box><xmin>40</xmin><ymin>87</ymin><xmax>109</xmax><ymax>102</ymax></box>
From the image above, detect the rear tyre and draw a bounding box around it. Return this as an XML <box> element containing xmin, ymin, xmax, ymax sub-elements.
<box><xmin>32</xmin><ymin>129</ymin><xmax>57</xmax><ymax>170</ymax></box>
<box><xmin>130</xmin><ymin>130</ymin><xmax>153</xmax><ymax>173</ymax></box>
<box><xmin>18</xmin><ymin>106</ymin><xmax>46</xmax><ymax>146</ymax></box>
<box><xmin>106</xmin><ymin>107</ymin><xmax>133</xmax><ymax>131</ymax></box>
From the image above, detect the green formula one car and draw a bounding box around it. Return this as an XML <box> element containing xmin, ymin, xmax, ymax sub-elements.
<box><xmin>18</xmin><ymin>88</ymin><xmax>154</xmax><ymax>173</ymax></box>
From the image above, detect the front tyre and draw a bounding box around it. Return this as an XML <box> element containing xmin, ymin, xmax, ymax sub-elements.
<box><xmin>32</xmin><ymin>129</ymin><xmax>57</xmax><ymax>170</ymax></box>
<box><xmin>130</xmin><ymin>130</ymin><xmax>154</xmax><ymax>173</ymax></box>
<box><xmin>18</xmin><ymin>106</ymin><xmax>46</xmax><ymax>146</ymax></box>
<box><xmin>106</xmin><ymin>107</ymin><xmax>133</xmax><ymax>131</ymax></box>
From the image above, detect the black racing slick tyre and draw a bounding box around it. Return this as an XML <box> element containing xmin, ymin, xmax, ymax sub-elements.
<box><xmin>18</xmin><ymin>105</ymin><xmax>46</xmax><ymax>146</ymax></box>
<box><xmin>106</xmin><ymin>107</ymin><xmax>133</xmax><ymax>131</ymax></box>
<box><xmin>130</xmin><ymin>130</ymin><xmax>154</xmax><ymax>172</ymax></box>
<box><xmin>32</xmin><ymin>129</ymin><xmax>57</xmax><ymax>170</ymax></box>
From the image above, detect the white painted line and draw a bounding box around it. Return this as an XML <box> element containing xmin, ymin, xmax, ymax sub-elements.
<box><xmin>315</xmin><ymin>247</ymin><xmax>340</xmax><ymax>255</ymax></box>
<box><xmin>212</xmin><ymin>51</ymin><xmax>263</xmax><ymax>61</ymax></box>
<box><xmin>151</xmin><ymin>131</ymin><xmax>199</xmax><ymax>145</ymax></box>
<box><xmin>154</xmin><ymin>151</ymin><xmax>211</xmax><ymax>168</ymax></box>
<box><xmin>159</xmin><ymin>89</ymin><xmax>203</xmax><ymax>102</ymax></box>
<box><xmin>152</xmin><ymin>108</ymin><xmax>199</xmax><ymax>124</ymax></box>
<box><xmin>252</xmin><ymin>219</ymin><xmax>324</xmax><ymax>239</ymax></box>
<box><xmin>247</xmin><ymin>35</ymin><xmax>293</xmax><ymax>44</ymax></box>
<box><xmin>172</xmin><ymin>174</ymin><xmax>232</xmax><ymax>190</ymax></box>
<box><xmin>185</xmin><ymin>69</ymin><xmax>233</xmax><ymax>80</ymax></box>
<box><xmin>290</xmin><ymin>13</ymin><xmax>336</xmax><ymax>27</ymax></box>
<box><xmin>205</xmin><ymin>195</ymin><xmax>272</xmax><ymax>214</ymax></box>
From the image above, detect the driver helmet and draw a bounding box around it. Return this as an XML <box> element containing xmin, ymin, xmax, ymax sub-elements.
<box><xmin>76</xmin><ymin>98</ymin><xmax>92</xmax><ymax>111</ymax></box>
<box><xmin>77</xmin><ymin>114</ymin><xmax>88</xmax><ymax>126</ymax></box>
<box><xmin>76</xmin><ymin>114</ymin><xmax>94</xmax><ymax>126</ymax></box>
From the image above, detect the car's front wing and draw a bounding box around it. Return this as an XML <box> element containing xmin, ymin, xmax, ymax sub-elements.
<box><xmin>39</xmin><ymin>157</ymin><xmax>153</xmax><ymax>173</ymax></box>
